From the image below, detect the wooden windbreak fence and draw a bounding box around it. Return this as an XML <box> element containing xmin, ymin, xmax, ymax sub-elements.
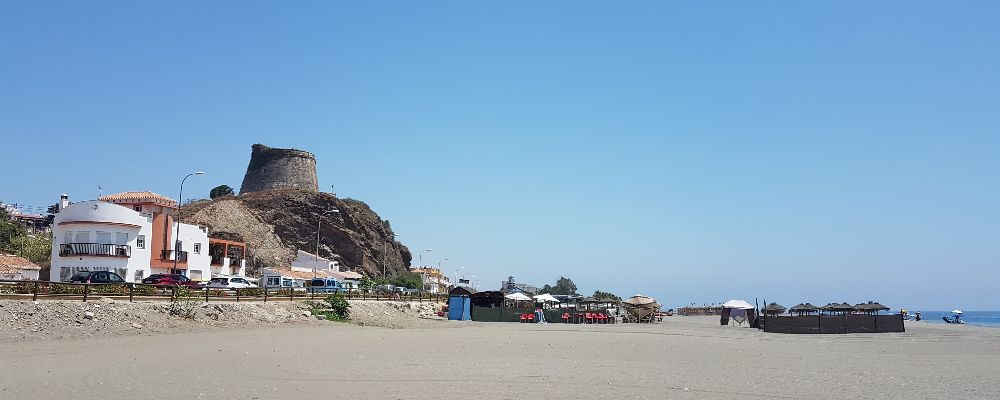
<box><xmin>0</xmin><ymin>279</ymin><xmax>448</xmax><ymax>303</ymax></box>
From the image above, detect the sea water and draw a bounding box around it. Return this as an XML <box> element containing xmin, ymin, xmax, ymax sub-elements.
<box><xmin>911</xmin><ymin>311</ymin><xmax>1000</xmax><ymax>327</ymax></box>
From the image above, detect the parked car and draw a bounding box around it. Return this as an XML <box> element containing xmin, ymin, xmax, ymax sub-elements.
<box><xmin>309</xmin><ymin>278</ymin><xmax>345</xmax><ymax>293</ymax></box>
<box><xmin>205</xmin><ymin>276</ymin><xmax>256</xmax><ymax>289</ymax></box>
<box><xmin>141</xmin><ymin>274</ymin><xmax>201</xmax><ymax>287</ymax></box>
<box><xmin>69</xmin><ymin>271</ymin><xmax>126</xmax><ymax>284</ymax></box>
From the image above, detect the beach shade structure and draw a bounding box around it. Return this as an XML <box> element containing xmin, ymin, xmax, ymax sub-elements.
<box><xmin>820</xmin><ymin>302</ymin><xmax>855</xmax><ymax>315</ymax></box>
<box><xmin>722</xmin><ymin>299</ymin><xmax>755</xmax><ymax>310</ymax></box>
<box><xmin>789</xmin><ymin>303</ymin><xmax>820</xmax><ymax>315</ymax></box>
<box><xmin>854</xmin><ymin>301</ymin><xmax>891</xmax><ymax>315</ymax></box>
<box><xmin>952</xmin><ymin>310</ymin><xmax>963</xmax><ymax>314</ymax></box>
<box><xmin>762</xmin><ymin>303</ymin><xmax>787</xmax><ymax>316</ymax></box>
<box><xmin>623</xmin><ymin>294</ymin><xmax>661</xmax><ymax>323</ymax></box>
<box><xmin>505</xmin><ymin>292</ymin><xmax>532</xmax><ymax>301</ymax></box>
<box><xmin>533</xmin><ymin>294</ymin><xmax>561</xmax><ymax>303</ymax></box>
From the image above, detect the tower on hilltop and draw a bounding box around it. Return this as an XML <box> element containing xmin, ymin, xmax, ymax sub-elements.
<box><xmin>239</xmin><ymin>144</ymin><xmax>319</xmax><ymax>194</ymax></box>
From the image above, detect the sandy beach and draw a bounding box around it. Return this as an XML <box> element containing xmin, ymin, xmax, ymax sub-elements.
<box><xmin>2</xmin><ymin>315</ymin><xmax>998</xmax><ymax>400</ymax></box>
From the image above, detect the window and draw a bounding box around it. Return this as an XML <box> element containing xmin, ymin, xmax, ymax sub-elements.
<box><xmin>175</xmin><ymin>240</ymin><xmax>183</xmax><ymax>251</ymax></box>
<box><xmin>266</xmin><ymin>277</ymin><xmax>280</xmax><ymax>287</ymax></box>
<box><xmin>133</xmin><ymin>205</ymin><xmax>142</xmax><ymax>212</ymax></box>
<box><xmin>96</xmin><ymin>231</ymin><xmax>112</xmax><ymax>245</ymax></box>
<box><xmin>136</xmin><ymin>235</ymin><xmax>145</xmax><ymax>249</ymax></box>
<box><xmin>75</xmin><ymin>231</ymin><xmax>90</xmax><ymax>243</ymax></box>
<box><xmin>115</xmin><ymin>232</ymin><xmax>128</xmax><ymax>245</ymax></box>
<box><xmin>134</xmin><ymin>270</ymin><xmax>144</xmax><ymax>281</ymax></box>
<box><xmin>193</xmin><ymin>243</ymin><xmax>201</xmax><ymax>254</ymax></box>
<box><xmin>64</xmin><ymin>231</ymin><xmax>73</xmax><ymax>244</ymax></box>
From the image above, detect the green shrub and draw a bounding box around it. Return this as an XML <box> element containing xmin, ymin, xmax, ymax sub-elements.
<box><xmin>324</xmin><ymin>293</ymin><xmax>351</xmax><ymax>320</ymax></box>
<box><xmin>237</xmin><ymin>288</ymin><xmax>264</xmax><ymax>297</ymax></box>
<box><xmin>275</xmin><ymin>288</ymin><xmax>305</xmax><ymax>297</ymax></box>
<box><xmin>168</xmin><ymin>297</ymin><xmax>198</xmax><ymax>319</ymax></box>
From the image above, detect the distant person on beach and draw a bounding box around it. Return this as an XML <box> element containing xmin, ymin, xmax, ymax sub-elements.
<box><xmin>915</xmin><ymin>312</ymin><xmax>921</xmax><ymax>321</ymax></box>
<box><xmin>534</xmin><ymin>302</ymin><xmax>547</xmax><ymax>324</ymax></box>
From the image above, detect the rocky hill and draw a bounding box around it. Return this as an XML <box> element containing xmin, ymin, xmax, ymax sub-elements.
<box><xmin>182</xmin><ymin>189</ymin><xmax>410</xmax><ymax>277</ymax></box>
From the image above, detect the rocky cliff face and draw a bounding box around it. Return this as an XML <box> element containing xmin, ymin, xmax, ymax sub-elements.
<box><xmin>183</xmin><ymin>190</ymin><xmax>410</xmax><ymax>277</ymax></box>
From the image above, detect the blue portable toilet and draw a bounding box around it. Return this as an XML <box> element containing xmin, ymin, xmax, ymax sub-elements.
<box><xmin>448</xmin><ymin>286</ymin><xmax>476</xmax><ymax>321</ymax></box>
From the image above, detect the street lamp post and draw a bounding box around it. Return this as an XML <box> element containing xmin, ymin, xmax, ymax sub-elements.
<box><xmin>419</xmin><ymin>249</ymin><xmax>432</xmax><ymax>266</ymax></box>
<box><xmin>438</xmin><ymin>258</ymin><xmax>448</xmax><ymax>269</ymax></box>
<box><xmin>453</xmin><ymin>266</ymin><xmax>464</xmax><ymax>288</ymax></box>
<box><xmin>382</xmin><ymin>233</ymin><xmax>399</xmax><ymax>278</ymax></box>
<box><xmin>173</xmin><ymin>171</ymin><xmax>204</xmax><ymax>274</ymax></box>
<box><xmin>315</xmin><ymin>209</ymin><xmax>340</xmax><ymax>279</ymax></box>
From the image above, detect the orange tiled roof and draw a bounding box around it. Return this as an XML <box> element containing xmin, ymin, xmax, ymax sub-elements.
<box><xmin>0</xmin><ymin>254</ymin><xmax>42</xmax><ymax>274</ymax></box>
<box><xmin>99</xmin><ymin>191</ymin><xmax>178</xmax><ymax>207</ymax></box>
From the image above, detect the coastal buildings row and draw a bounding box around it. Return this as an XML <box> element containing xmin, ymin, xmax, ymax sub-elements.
<box><xmin>50</xmin><ymin>192</ymin><xmax>247</xmax><ymax>283</ymax></box>
<box><xmin>260</xmin><ymin>250</ymin><xmax>363</xmax><ymax>288</ymax></box>
<box><xmin>409</xmin><ymin>266</ymin><xmax>451</xmax><ymax>294</ymax></box>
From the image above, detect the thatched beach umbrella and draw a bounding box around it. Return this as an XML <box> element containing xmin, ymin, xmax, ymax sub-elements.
<box><xmin>855</xmin><ymin>301</ymin><xmax>890</xmax><ymax>315</ymax></box>
<box><xmin>821</xmin><ymin>302</ymin><xmax>854</xmax><ymax>315</ymax></box>
<box><xmin>762</xmin><ymin>302</ymin><xmax>787</xmax><ymax>316</ymax></box>
<box><xmin>789</xmin><ymin>303</ymin><xmax>819</xmax><ymax>315</ymax></box>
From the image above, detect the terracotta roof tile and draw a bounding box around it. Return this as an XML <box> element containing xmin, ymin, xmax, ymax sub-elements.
<box><xmin>0</xmin><ymin>254</ymin><xmax>42</xmax><ymax>274</ymax></box>
<box><xmin>99</xmin><ymin>191</ymin><xmax>177</xmax><ymax>207</ymax></box>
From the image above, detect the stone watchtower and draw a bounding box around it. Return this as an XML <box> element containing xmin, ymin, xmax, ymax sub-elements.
<box><xmin>239</xmin><ymin>144</ymin><xmax>319</xmax><ymax>194</ymax></box>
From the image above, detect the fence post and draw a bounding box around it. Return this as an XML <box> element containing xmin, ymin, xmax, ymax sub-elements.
<box><xmin>128</xmin><ymin>283</ymin><xmax>133</xmax><ymax>302</ymax></box>
<box><xmin>171</xmin><ymin>286</ymin><xmax>176</xmax><ymax>302</ymax></box>
<box><xmin>263</xmin><ymin>287</ymin><xmax>268</xmax><ymax>303</ymax></box>
<box><xmin>205</xmin><ymin>286</ymin><xmax>209</xmax><ymax>302</ymax></box>
<box><xmin>32</xmin><ymin>281</ymin><xmax>39</xmax><ymax>301</ymax></box>
<box><xmin>289</xmin><ymin>288</ymin><xmax>293</xmax><ymax>301</ymax></box>
<box><xmin>236</xmin><ymin>288</ymin><xmax>240</xmax><ymax>303</ymax></box>
<box><xmin>83</xmin><ymin>284</ymin><xmax>89</xmax><ymax>303</ymax></box>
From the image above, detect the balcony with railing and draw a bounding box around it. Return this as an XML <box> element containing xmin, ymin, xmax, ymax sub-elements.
<box><xmin>59</xmin><ymin>243</ymin><xmax>131</xmax><ymax>258</ymax></box>
<box><xmin>160</xmin><ymin>250</ymin><xmax>188</xmax><ymax>263</ymax></box>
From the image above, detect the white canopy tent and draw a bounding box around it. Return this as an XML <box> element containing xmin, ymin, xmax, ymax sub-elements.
<box><xmin>505</xmin><ymin>292</ymin><xmax>532</xmax><ymax>301</ymax></box>
<box><xmin>533</xmin><ymin>294</ymin><xmax>560</xmax><ymax>303</ymax></box>
<box><xmin>722</xmin><ymin>299</ymin><xmax>755</xmax><ymax>310</ymax></box>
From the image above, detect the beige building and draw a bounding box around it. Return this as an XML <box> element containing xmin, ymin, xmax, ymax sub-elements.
<box><xmin>409</xmin><ymin>266</ymin><xmax>451</xmax><ymax>294</ymax></box>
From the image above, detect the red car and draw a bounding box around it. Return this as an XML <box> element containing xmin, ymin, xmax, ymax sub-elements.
<box><xmin>141</xmin><ymin>274</ymin><xmax>201</xmax><ymax>287</ymax></box>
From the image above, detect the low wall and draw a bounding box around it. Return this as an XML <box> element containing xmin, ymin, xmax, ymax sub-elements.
<box><xmin>763</xmin><ymin>314</ymin><xmax>904</xmax><ymax>334</ymax></box>
<box><xmin>471</xmin><ymin>306</ymin><xmax>572</xmax><ymax>323</ymax></box>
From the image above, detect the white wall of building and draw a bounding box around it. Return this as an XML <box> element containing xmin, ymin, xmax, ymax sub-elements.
<box><xmin>51</xmin><ymin>201</ymin><xmax>153</xmax><ymax>283</ymax></box>
<box><xmin>175</xmin><ymin>223</ymin><xmax>211</xmax><ymax>281</ymax></box>
<box><xmin>290</xmin><ymin>250</ymin><xmax>339</xmax><ymax>273</ymax></box>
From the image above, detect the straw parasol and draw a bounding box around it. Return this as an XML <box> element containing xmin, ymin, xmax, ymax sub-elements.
<box><xmin>821</xmin><ymin>302</ymin><xmax>855</xmax><ymax>314</ymax></box>
<box><xmin>853</xmin><ymin>301</ymin><xmax>890</xmax><ymax>314</ymax></box>
<box><xmin>789</xmin><ymin>303</ymin><xmax>819</xmax><ymax>315</ymax></box>
<box><xmin>762</xmin><ymin>302</ymin><xmax>786</xmax><ymax>316</ymax></box>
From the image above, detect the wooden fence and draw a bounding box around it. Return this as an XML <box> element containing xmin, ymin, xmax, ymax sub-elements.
<box><xmin>0</xmin><ymin>279</ymin><xmax>448</xmax><ymax>303</ymax></box>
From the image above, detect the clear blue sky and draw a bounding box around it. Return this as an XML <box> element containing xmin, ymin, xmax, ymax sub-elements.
<box><xmin>2</xmin><ymin>2</ymin><xmax>998</xmax><ymax>310</ymax></box>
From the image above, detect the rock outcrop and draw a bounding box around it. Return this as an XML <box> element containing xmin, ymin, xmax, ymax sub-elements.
<box><xmin>184</xmin><ymin>190</ymin><xmax>410</xmax><ymax>277</ymax></box>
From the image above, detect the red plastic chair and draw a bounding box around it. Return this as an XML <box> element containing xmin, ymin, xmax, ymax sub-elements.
<box><xmin>527</xmin><ymin>313</ymin><xmax>535</xmax><ymax>323</ymax></box>
<box><xmin>519</xmin><ymin>313</ymin><xmax>528</xmax><ymax>323</ymax></box>
<box><xmin>599</xmin><ymin>314</ymin><xmax>608</xmax><ymax>323</ymax></box>
<box><xmin>561</xmin><ymin>313</ymin><xmax>571</xmax><ymax>323</ymax></box>
<box><xmin>585</xmin><ymin>313</ymin><xmax>593</xmax><ymax>324</ymax></box>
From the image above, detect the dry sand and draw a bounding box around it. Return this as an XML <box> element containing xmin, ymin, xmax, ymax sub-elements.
<box><xmin>1</xmin><ymin>314</ymin><xmax>998</xmax><ymax>399</ymax></box>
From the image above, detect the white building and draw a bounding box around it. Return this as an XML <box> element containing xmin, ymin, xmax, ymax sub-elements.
<box><xmin>284</xmin><ymin>250</ymin><xmax>362</xmax><ymax>288</ymax></box>
<box><xmin>290</xmin><ymin>249</ymin><xmax>340</xmax><ymax>273</ymax></box>
<box><xmin>0</xmin><ymin>254</ymin><xmax>42</xmax><ymax>280</ymax></box>
<box><xmin>50</xmin><ymin>192</ymin><xmax>247</xmax><ymax>283</ymax></box>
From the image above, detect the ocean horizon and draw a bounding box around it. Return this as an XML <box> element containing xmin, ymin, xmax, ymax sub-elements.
<box><xmin>910</xmin><ymin>311</ymin><xmax>1000</xmax><ymax>327</ymax></box>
